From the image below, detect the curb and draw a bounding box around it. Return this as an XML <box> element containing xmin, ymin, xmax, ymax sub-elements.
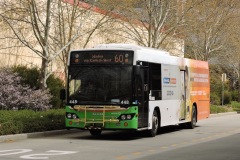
<box><xmin>0</xmin><ymin>129</ymin><xmax>80</xmax><ymax>143</ymax></box>
<box><xmin>209</xmin><ymin>112</ymin><xmax>238</xmax><ymax>118</ymax></box>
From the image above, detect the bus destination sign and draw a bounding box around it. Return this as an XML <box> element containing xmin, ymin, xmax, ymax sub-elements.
<box><xmin>70</xmin><ymin>50</ymin><xmax>133</xmax><ymax>65</ymax></box>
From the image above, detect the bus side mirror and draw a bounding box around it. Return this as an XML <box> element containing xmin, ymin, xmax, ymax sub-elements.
<box><xmin>60</xmin><ymin>89</ymin><xmax>66</xmax><ymax>100</ymax></box>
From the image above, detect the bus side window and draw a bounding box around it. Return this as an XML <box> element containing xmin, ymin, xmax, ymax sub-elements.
<box><xmin>149</xmin><ymin>63</ymin><xmax>162</xmax><ymax>100</ymax></box>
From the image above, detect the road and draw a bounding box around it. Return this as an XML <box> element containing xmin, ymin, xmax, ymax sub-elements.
<box><xmin>0</xmin><ymin>113</ymin><xmax>240</xmax><ymax>160</ymax></box>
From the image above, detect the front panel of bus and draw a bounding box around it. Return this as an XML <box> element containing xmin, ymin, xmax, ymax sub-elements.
<box><xmin>65</xmin><ymin>50</ymin><xmax>141</xmax><ymax>130</ymax></box>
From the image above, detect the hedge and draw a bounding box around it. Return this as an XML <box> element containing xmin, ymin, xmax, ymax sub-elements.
<box><xmin>0</xmin><ymin>109</ymin><xmax>65</xmax><ymax>136</ymax></box>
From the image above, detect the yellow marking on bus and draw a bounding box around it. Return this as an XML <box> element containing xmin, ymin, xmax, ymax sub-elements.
<box><xmin>161</xmin><ymin>146</ymin><xmax>168</xmax><ymax>149</ymax></box>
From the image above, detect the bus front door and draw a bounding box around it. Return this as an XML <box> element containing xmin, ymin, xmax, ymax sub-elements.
<box><xmin>180</xmin><ymin>70</ymin><xmax>186</xmax><ymax>120</ymax></box>
<box><xmin>136</xmin><ymin>66</ymin><xmax>149</xmax><ymax>128</ymax></box>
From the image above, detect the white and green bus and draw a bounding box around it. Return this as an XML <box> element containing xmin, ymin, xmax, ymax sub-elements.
<box><xmin>61</xmin><ymin>44</ymin><xmax>210</xmax><ymax>137</ymax></box>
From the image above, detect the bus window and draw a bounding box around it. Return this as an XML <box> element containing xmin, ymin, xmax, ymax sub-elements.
<box><xmin>149</xmin><ymin>63</ymin><xmax>162</xmax><ymax>100</ymax></box>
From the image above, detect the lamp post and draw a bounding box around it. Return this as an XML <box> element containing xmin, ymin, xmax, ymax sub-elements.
<box><xmin>222</xmin><ymin>73</ymin><xmax>226</xmax><ymax>106</ymax></box>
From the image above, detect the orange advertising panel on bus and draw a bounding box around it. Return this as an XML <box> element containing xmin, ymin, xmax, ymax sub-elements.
<box><xmin>187</xmin><ymin>59</ymin><xmax>210</xmax><ymax>120</ymax></box>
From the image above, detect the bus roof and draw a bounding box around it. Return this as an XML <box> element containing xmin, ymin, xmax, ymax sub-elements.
<box><xmin>94</xmin><ymin>43</ymin><xmax>181</xmax><ymax>65</ymax></box>
<box><xmin>70</xmin><ymin>43</ymin><xmax>208</xmax><ymax>69</ymax></box>
<box><xmin>94</xmin><ymin>43</ymin><xmax>170</xmax><ymax>56</ymax></box>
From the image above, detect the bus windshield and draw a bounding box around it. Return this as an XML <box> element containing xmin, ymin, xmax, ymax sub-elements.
<box><xmin>68</xmin><ymin>66</ymin><xmax>132</xmax><ymax>105</ymax></box>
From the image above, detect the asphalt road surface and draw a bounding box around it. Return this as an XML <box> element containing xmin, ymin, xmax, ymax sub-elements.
<box><xmin>0</xmin><ymin>113</ymin><xmax>240</xmax><ymax>160</ymax></box>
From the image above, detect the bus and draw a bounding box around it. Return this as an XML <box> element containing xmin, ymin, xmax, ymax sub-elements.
<box><xmin>60</xmin><ymin>43</ymin><xmax>210</xmax><ymax>137</ymax></box>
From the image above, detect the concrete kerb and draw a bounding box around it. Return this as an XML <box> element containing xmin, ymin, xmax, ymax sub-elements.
<box><xmin>0</xmin><ymin>112</ymin><xmax>238</xmax><ymax>143</ymax></box>
<box><xmin>209</xmin><ymin>111</ymin><xmax>238</xmax><ymax>118</ymax></box>
<box><xmin>0</xmin><ymin>129</ymin><xmax>80</xmax><ymax>143</ymax></box>
<box><xmin>0</xmin><ymin>134</ymin><xmax>28</xmax><ymax>143</ymax></box>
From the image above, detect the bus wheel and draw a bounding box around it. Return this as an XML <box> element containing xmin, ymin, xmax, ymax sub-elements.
<box><xmin>187</xmin><ymin>106</ymin><xmax>197</xmax><ymax>129</ymax></box>
<box><xmin>89</xmin><ymin>129</ymin><xmax>102</xmax><ymax>136</ymax></box>
<box><xmin>148</xmin><ymin>110</ymin><xmax>159</xmax><ymax>137</ymax></box>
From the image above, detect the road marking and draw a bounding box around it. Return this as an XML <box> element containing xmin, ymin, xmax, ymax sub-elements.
<box><xmin>132</xmin><ymin>152</ymin><xmax>141</xmax><ymax>155</ymax></box>
<box><xmin>171</xmin><ymin>144</ymin><xmax>178</xmax><ymax>147</ymax></box>
<box><xmin>148</xmin><ymin>149</ymin><xmax>155</xmax><ymax>152</ymax></box>
<box><xmin>115</xmin><ymin>155</ymin><xmax>126</xmax><ymax>160</ymax></box>
<box><xmin>20</xmin><ymin>150</ymin><xmax>78</xmax><ymax>159</ymax></box>
<box><xmin>0</xmin><ymin>149</ymin><xmax>78</xmax><ymax>160</ymax></box>
<box><xmin>0</xmin><ymin>149</ymin><xmax>32</xmax><ymax>156</ymax></box>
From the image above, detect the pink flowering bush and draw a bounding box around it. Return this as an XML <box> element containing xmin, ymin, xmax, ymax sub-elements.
<box><xmin>0</xmin><ymin>68</ymin><xmax>52</xmax><ymax>110</ymax></box>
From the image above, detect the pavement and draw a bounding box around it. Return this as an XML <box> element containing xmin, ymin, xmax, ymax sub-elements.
<box><xmin>0</xmin><ymin>112</ymin><xmax>238</xmax><ymax>143</ymax></box>
<box><xmin>0</xmin><ymin>129</ymin><xmax>80</xmax><ymax>143</ymax></box>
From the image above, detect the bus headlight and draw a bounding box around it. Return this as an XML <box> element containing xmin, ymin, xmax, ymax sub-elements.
<box><xmin>126</xmin><ymin>114</ymin><xmax>132</xmax><ymax>120</ymax></box>
<box><xmin>66</xmin><ymin>113</ymin><xmax>79</xmax><ymax>119</ymax></box>
<box><xmin>118</xmin><ymin>114</ymin><xmax>135</xmax><ymax>120</ymax></box>
<box><xmin>121</xmin><ymin>115</ymin><xmax>126</xmax><ymax>120</ymax></box>
<box><xmin>72</xmin><ymin>114</ymin><xmax>77</xmax><ymax>119</ymax></box>
<box><xmin>67</xmin><ymin>113</ymin><xmax>72</xmax><ymax>119</ymax></box>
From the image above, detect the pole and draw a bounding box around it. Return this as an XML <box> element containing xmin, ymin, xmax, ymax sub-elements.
<box><xmin>222</xmin><ymin>80</ymin><xmax>224</xmax><ymax>106</ymax></box>
<box><xmin>221</xmin><ymin>73</ymin><xmax>226</xmax><ymax>106</ymax></box>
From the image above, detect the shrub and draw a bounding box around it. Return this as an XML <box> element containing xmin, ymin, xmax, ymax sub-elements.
<box><xmin>231</xmin><ymin>90</ymin><xmax>238</xmax><ymax>102</ymax></box>
<box><xmin>0</xmin><ymin>68</ymin><xmax>52</xmax><ymax>110</ymax></box>
<box><xmin>47</xmin><ymin>75</ymin><xmax>64</xmax><ymax>108</ymax></box>
<box><xmin>210</xmin><ymin>93</ymin><xmax>221</xmax><ymax>105</ymax></box>
<box><xmin>0</xmin><ymin>109</ymin><xmax>65</xmax><ymax>135</ymax></box>
<box><xmin>230</xmin><ymin>101</ymin><xmax>240</xmax><ymax>108</ymax></box>
<box><xmin>230</xmin><ymin>101</ymin><xmax>240</xmax><ymax>112</ymax></box>
<box><xmin>12</xmin><ymin>66</ymin><xmax>40</xmax><ymax>89</ymax></box>
<box><xmin>0</xmin><ymin>110</ymin><xmax>23</xmax><ymax>135</ymax></box>
<box><xmin>223</xmin><ymin>91</ymin><xmax>232</xmax><ymax>104</ymax></box>
<box><xmin>12</xmin><ymin>66</ymin><xmax>64</xmax><ymax>108</ymax></box>
<box><xmin>210</xmin><ymin>105</ymin><xmax>229</xmax><ymax>114</ymax></box>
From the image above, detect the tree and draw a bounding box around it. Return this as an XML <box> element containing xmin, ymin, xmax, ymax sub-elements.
<box><xmin>217</xmin><ymin>13</ymin><xmax>240</xmax><ymax>102</ymax></box>
<box><xmin>98</xmin><ymin>0</ymin><xmax>201</xmax><ymax>54</ymax></box>
<box><xmin>0</xmin><ymin>0</ymin><xmax>110</xmax><ymax>88</ymax></box>
<box><xmin>184</xmin><ymin>0</ymin><xmax>238</xmax><ymax>61</ymax></box>
<box><xmin>0</xmin><ymin>0</ymin><xmax>60</xmax><ymax>89</ymax></box>
<box><xmin>184</xmin><ymin>0</ymin><xmax>240</xmax><ymax>101</ymax></box>
<box><xmin>52</xmin><ymin>0</ymin><xmax>111</xmax><ymax>83</ymax></box>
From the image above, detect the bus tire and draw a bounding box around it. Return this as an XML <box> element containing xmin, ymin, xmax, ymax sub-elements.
<box><xmin>89</xmin><ymin>129</ymin><xmax>102</xmax><ymax>136</ymax></box>
<box><xmin>148</xmin><ymin>109</ymin><xmax>159</xmax><ymax>137</ymax></box>
<box><xmin>187</xmin><ymin>106</ymin><xmax>197</xmax><ymax>129</ymax></box>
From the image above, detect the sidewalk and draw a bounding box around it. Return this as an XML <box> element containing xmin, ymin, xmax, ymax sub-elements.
<box><xmin>0</xmin><ymin>129</ymin><xmax>80</xmax><ymax>143</ymax></box>
<box><xmin>1</xmin><ymin>112</ymin><xmax>238</xmax><ymax>143</ymax></box>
